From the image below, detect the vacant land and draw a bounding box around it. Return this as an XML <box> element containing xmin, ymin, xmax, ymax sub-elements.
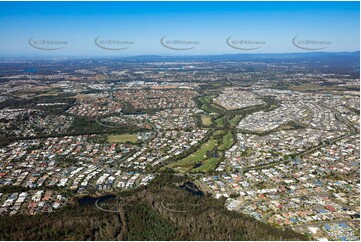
<box><xmin>288</xmin><ymin>84</ymin><xmax>356</xmax><ymax>95</ymax></box>
<box><xmin>108</xmin><ymin>134</ymin><xmax>138</xmax><ymax>143</ymax></box>
<box><xmin>200</xmin><ymin>115</ymin><xmax>212</xmax><ymax>126</ymax></box>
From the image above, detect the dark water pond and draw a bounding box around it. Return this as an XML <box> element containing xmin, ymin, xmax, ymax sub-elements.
<box><xmin>24</xmin><ymin>68</ymin><xmax>38</xmax><ymax>73</ymax></box>
<box><xmin>77</xmin><ymin>194</ymin><xmax>116</xmax><ymax>205</ymax></box>
<box><xmin>179</xmin><ymin>182</ymin><xmax>204</xmax><ymax>196</ymax></box>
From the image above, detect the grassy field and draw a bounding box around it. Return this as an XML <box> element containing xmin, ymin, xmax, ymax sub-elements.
<box><xmin>214</xmin><ymin>130</ymin><xmax>226</xmax><ymax>136</ymax></box>
<box><xmin>199</xmin><ymin>95</ymin><xmax>216</xmax><ymax>104</ymax></box>
<box><xmin>107</xmin><ymin>134</ymin><xmax>138</xmax><ymax>143</ymax></box>
<box><xmin>167</xmin><ymin>139</ymin><xmax>218</xmax><ymax>172</ymax></box>
<box><xmin>201</xmin><ymin>104</ymin><xmax>216</xmax><ymax>114</ymax></box>
<box><xmin>200</xmin><ymin>115</ymin><xmax>212</xmax><ymax>126</ymax></box>
<box><xmin>215</xmin><ymin>117</ymin><xmax>225</xmax><ymax>128</ymax></box>
<box><xmin>241</xmin><ymin>147</ymin><xmax>252</xmax><ymax>157</ymax></box>
<box><xmin>36</xmin><ymin>89</ymin><xmax>62</xmax><ymax>97</ymax></box>
<box><xmin>289</xmin><ymin>84</ymin><xmax>333</xmax><ymax>91</ymax></box>
<box><xmin>218</xmin><ymin>131</ymin><xmax>234</xmax><ymax>151</ymax></box>
<box><xmin>201</xmin><ymin>103</ymin><xmax>224</xmax><ymax>114</ymax></box>
<box><xmin>191</xmin><ymin>158</ymin><xmax>220</xmax><ymax>173</ymax></box>
<box><xmin>229</xmin><ymin>115</ymin><xmax>242</xmax><ymax>126</ymax></box>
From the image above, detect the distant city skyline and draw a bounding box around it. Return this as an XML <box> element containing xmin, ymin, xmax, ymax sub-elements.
<box><xmin>0</xmin><ymin>1</ymin><xmax>359</xmax><ymax>56</ymax></box>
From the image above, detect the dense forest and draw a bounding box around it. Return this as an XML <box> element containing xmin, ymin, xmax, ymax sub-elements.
<box><xmin>0</xmin><ymin>174</ymin><xmax>309</xmax><ymax>241</ymax></box>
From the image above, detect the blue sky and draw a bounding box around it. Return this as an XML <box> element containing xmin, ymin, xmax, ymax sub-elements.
<box><xmin>0</xmin><ymin>1</ymin><xmax>359</xmax><ymax>56</ymax></box>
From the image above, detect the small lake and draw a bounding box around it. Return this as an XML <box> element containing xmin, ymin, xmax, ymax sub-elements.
<box><xmin>24</xmin><ymin>68</ymin><xmax>38</xmax><ymax>73</ymax></box>
<box><xmin>179</xmin><ymin>182</ymin><xmax>204</xmax><ymax>196</ymax></box>
<box><xmin>77</xmin><ymin>194</ymin><xmax>116</xmax><ymax>205</ymax></box>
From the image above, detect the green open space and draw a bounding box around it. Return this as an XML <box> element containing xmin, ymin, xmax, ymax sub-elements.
<box><xmin>107</xmin><ymin>134</ymin><xmax>138</xmax><ymax>143</ymax></box>
<box><xmin>229</xmin><ymin>115</ymin><xmax>242</xmax><ymax>126</ymax></box>
<box><xmin>214</xmin><ymin>130</ymin><xmax>226</xmax><ymax>136</ymax></box>
<box><xmin>35</xmin><ymin>88</ymin><xmax>64</xmax><ymax>97</ymax></box>
<box><xmin>167</xmin><ymin>138</ymin><xmax>218</xmax><ymax>172</ymax></box>
<box><xmin>199</xmin><ymin>95</ymin><xmax>216</xmax><ymax>104</ymax></box>
<box><xmin>218</xmin><ymin>131</ymin><xmax>234</xmax><ymax>151</ymax></box>
<box><xmin>201</xmin><ymin>104</ymin><xmax>223</xmax><ymax>114</ymax></box>
<box><xmin>215</xmin><ymin>116</ymin><xmax>226</xmax><ymax>128</ymax></box>
<box><xmin>241</xmin><ymin>147</ymin><xmax>252</xmax><ymax>157</ymax></box>
<box><xmin>191</xmin><ymin>158</ymin><xmax>220</xmax><ymax>173</ymax></box>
